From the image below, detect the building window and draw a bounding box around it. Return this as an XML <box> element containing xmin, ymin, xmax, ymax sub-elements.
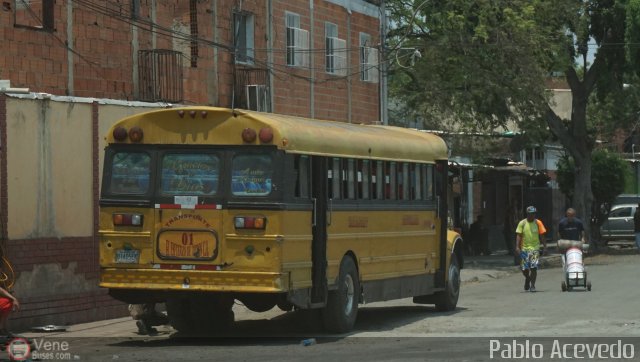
<box><xmin>234</xmin><ymin>12</ymin><xmax>255</xmax><ymax>64</ymax></box>
<box><xmin>360</xmin><ymin>32</ymin><xmax>379</xmax><ymax>83</ymax></box>
<box><xmin>13</xmin><ymin>0</ymin><xmax>54</xmax><ymax>31</ymax></box>
<box><xmin>325</xmin><ymin>22</ymin><xmax>347</xmax><ymax>76</ymax></box>
<box><xmin>138</xmin><ymin>49</ymin><xmax>184</xmax><ymax>103</ymax></box>
<box><xmin>286</xmin><ymin>12</ymin><xmax>309</xmax><ymax>67</ymax></box>
<box><xmin>130</xmin><ymin>0</ymin><xmax>140</xmax><ymax>19</ymax></box>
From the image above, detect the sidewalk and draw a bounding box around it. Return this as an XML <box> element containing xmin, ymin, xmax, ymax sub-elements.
<box><xmin>461</xmin><ymin>245</ymin><xmax>563</xmax><ymax>284</ymax></box>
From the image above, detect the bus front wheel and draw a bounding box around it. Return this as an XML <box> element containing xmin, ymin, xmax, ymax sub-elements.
<box><xmin>322</xmin><ymin>256</ymin><xmax>360</xmax><ymax>333</ymax></box>
<box><xmin>434</xmin><ymin>255</ymin><xmax>460</xmax><ymax>312</ymax></box>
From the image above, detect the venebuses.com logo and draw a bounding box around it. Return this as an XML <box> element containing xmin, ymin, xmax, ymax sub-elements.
<box><xmin>7</xmin><ymin>337</ymin><xmax>31</xmax><ymax>361</ymax></box>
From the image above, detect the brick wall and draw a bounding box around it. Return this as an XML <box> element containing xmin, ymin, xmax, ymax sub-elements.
<box><xmin>5</xmin><ymin>237</ymin><xmax>127</xmax><ymax>329</ymax></box>
<box><xmin>0</xmin><ymin>0</ymin><xmax>381</xmax><ymax>124</ymax></box>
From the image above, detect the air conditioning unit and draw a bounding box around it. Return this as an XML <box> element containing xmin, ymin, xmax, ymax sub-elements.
<box><xmin>246</xmin><ymin>85</ymin><xmax>270</xmax><ymax>112</ymax></box>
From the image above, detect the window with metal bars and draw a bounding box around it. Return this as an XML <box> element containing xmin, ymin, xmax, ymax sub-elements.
<box><xmin>138</xmin><ymin>49</ymin><xmax>184</xmax><ymax>103</ymax></box>
<box><xmin>13</xmin><ymin>0</ymin><xmax>54</xmax><ymax>31</ymax></box>
<box><xmin>190</xmin><ymin>0</ymin><xmax>198</xmax><ymax>68</ymax></box>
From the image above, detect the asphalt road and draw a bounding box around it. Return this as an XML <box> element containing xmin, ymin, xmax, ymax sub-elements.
<box><xmin>10</xmin><ymin>253</ymin><xmax>640</xmax><ymax>362</ymax></box>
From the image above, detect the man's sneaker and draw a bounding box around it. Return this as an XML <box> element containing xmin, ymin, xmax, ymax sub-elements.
<box><xmin>524</xmin><ymin>277</ymin><xmax>530</xmax><ymax>291</ymax></box>
<box><xmin>530</xmin><ymin>286</ymin><xmax>536</xmax><ymax>293</ymax></box>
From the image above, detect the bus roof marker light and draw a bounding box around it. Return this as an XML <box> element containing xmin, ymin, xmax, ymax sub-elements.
<box><xmin>128</xmin><ymin>126</ymin><xmax>144</xmax><ymax>143</ymax></box>
<box><xmin>201</xmin><ymin>111</ymin><xmax>208</xmax><ymax>119</ymax></box>
<box><xmin>259</xmin><ymin>127</ymin><xmax>273</xmax><ymax>143</ymax></box>
<box><xmin>113</xmin><ymin>126</ymin><xmax>128</xmax><ymax>142</ymax></box>
<box><xmin>177</xmin><ymin>110</ymin><xmax>185</xmax><ymax>118</ymax></box>
<box><xmin>189</xmin><ymin>110</ymin><xmax>197</xmax><ymax>118</ymax></box>
<box><xmin>242</xmin><ymin>128</ymin><xmax>257</xmax><ymax>143</ymax></box>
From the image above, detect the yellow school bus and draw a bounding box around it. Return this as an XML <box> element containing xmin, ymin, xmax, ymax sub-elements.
<box><xmin>99</xmin><ymin>107</ymin><xmax>464</xmax><ymax>333</ymax></box>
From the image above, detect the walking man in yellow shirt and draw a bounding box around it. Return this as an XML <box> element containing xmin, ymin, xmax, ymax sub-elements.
<box><xmin>515</xmin><ymin>206</ymin><xmax>547</xmax><ymax>292</ymax></box>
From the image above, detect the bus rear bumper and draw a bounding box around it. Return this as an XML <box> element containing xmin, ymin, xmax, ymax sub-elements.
<box><xmin>100</xmin><ymin>268</ymin><xmax>288</xmax><ymax>293</ymax></box>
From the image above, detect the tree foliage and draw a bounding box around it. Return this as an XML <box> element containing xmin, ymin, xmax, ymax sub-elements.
<box><xmin>557</xmin><ymin>150</ymin><xmax>630</xmax><ymax>207</ymax></box>
<box><xmin>556</xmin><ymin>150</ymin><xmax>631</xmax><ymax>227</ymax></box>
<box><xmin>387</xmin><ymin>0</ymin><xmax>640</xmax><ymax>242</ymax></box>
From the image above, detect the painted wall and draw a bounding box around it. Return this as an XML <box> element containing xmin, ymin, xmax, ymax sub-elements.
<box><xmin>1</xmin><ymin>94</ymin><xmax>162</xmax><ymax>329</ymax></box>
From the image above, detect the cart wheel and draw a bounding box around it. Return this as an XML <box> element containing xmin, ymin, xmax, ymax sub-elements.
<box><xmin>561</xmin><ymin>281</ymin><xmax>567</xmax><ymax>292</ymax></box>
<box><xmin>587</xmin><ymin>282</ymin><xmax>592</xmax><ymax>291</ymax></box>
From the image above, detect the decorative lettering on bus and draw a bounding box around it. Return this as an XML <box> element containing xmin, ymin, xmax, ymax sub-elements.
<box><xmin>164</xmin><ymin>214</ymin><xmax>212</xmax><ymax>228</ymax></box>
<box><xmin>348</xmin><ymin>216</ymin><xmax>368</xmax><ymax>228</ymax></box>
<box><xmin>402</xmin><ymin>215</ymin><xmax>420</xmax><ymax>226</ymax></box>
<box><xmin>164</xmin><ymin>233</ymin><xmax>212</xmax><ymax>258</ymax></box>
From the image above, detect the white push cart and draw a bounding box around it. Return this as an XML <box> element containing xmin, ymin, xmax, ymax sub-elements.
<box><xmin>557</xmin><ymin>239</ymin><xmax>592</xmax><ymax>292</ymax></box>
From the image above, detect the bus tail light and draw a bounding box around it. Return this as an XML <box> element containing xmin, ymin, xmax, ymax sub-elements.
<box><xmin>234</xmin><ymin>216</ymin><xmax>266</xmax><ymax>230</ymax></box>
<box><xmin>129</xmin><ymin>126</ymin><xmax>144</xmax><ymax>143</ymax></box>
<box><xmin>113</xmin><ymin>126</ymin><xmax>128</xmax><ymax>141</ymax></box>
<box><xmin>242</xmin><ymin>128</ymin><xmax>257</xmax><ymax>143</ymax></box>
<box><xmin>259</xmin><ymin>127</ymin><xmax>273</xmax><ymax>143</ymax></box>
<box><xmin>113</xmin><ymin>213</ymin><xmax>144</xmax><ymax>226</ymax></box>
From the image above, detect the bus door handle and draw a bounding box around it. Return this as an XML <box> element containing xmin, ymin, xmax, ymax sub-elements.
<box><xmin>328</xmin><ymin>198</ymin><xmax>333</xmax><ymax>226</ymax></box>
<box><xmin>312</xmin><ymin>198</ymin><xmax>317</xmax><ymax>227</ymax></box>
<box><xmin>436</xmin><ymin>196</ymin><xmax>441</xmax><ymax>219</ymax></box>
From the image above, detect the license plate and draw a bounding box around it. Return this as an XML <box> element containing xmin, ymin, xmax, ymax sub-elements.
<box><xmin>115</xmin><ymin>249</ymin><xmax>140</xmax><ymax>264</ymax></box>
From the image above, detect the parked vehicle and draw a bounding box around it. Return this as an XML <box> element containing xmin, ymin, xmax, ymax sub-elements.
<box><xmin>600</xmin><ymin>204</ymin><xmax>637</xmax><ymax>242</ymax></box>
<box><xmin>613</xmin><ymin>194</ymin><xmax>640</xmax><ymax>206</ymax></box>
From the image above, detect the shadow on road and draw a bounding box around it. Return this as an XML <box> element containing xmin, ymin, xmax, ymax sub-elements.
<box><xmin>101</xmin><ymin>305</ymin><xmax>465</xmax><ymax>348</ymax></box>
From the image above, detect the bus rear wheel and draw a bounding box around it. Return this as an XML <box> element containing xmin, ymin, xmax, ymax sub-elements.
<box><xmin>434</xmin><ymin>255</ymin><xmax>460</xmax><ymax>312</ymax></box>
<box><xmin>166</xmin><ymin>295</ymin><xmax>234</xmax><ymax>334</ymax></box>
<box><xmin>322</xmin><ymin>256</ymin><xmax>359</xmax><ymax>333</ymax></box>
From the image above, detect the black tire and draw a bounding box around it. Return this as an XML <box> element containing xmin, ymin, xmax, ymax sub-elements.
<box><xmin>166</xmin><ymin>295</ymin><xmax>234</xmax><ymax>334</ymax></box>
<box><xmin>240</xmin><ymin>295</ymin><xmax>276</xmax><ymax>313</ymax></box>
<box><xmin>434</xmin><ymin>255</ymin><xmax>460</xmax><ymax>312</ymax></box>
<box><xmin>276</xmin><ymin>299</ymin><xmax>294</xmax><ymax>312</ymax></box>
<box><xmin>165</xmin><ymin>298</ymin><xmax>192</xmax><ymax>333</ymax></box>
<box><xmin>322</xmin><ymin>256</ymin><xmax>360</xmax><ymax>333</ymax></box>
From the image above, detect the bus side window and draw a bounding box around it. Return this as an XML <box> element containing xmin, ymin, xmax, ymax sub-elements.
<box><xmin>332</xmin><ymin>157</ymin><xmax>341</xmax><ymax>200</ymax></box>
<box><xmin>375</xmin><ymin>161</ymin><xmax>383</xmax><ymax>200</ymax></box>
<box><xmin>424</xmin><ymin>164</ymin><xmax>434</xmax><ymax>200</ymax></box>
<box><xmin>409</xmin><ymin>163</ymin><xmax>417</xmax><ymax>200</ymax></box>
<box><xmin>346</xmin><ymin>159</ymin><xmax>355</xmax><ymax>200</ymax></box>
<box><xmin>414</xmin><ymin>164</ymin><xmax>422</xmax><ymax>200</ymax></box>
<box><xmin>387</xmin><ymin>162</ymin><xmax>396</xmax><ymax>200</ymax></box>
<box><xmin>360</xmin><ymin>160</ymin><xmax>370</xmax><ymax>200</ymax></box>
<box><xmin>400</xmin><ymin>162</ymin><xmax>409</xmax><ymax>200</ymax></box>
<box><xmin>295</xmin><ymin>155</ymin><xmax>310</xmax><ymax>198</ymax></box>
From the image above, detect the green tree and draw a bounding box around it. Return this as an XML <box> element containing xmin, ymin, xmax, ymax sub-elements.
<box><xmin>556</xmin><ymin>150</ymin><xmax>631</xmax><ymax>236</ymax></box>
<box><xmin>387</xmin><ymin>0</ymin><xmax>640</xmax><ymax>240</ymax></box>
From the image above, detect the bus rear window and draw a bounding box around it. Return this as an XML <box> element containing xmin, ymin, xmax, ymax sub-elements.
<box><xmin>232</xmin><ymin>155</ymin><xmax>273</xmax><ymax>196</ymax></box>
<box><xmin>161</xmin><ymin>154</ymin><xmax>220</xmax><ymax>196</ymax></box>
<box><xmin>109</xmin><ymin>152</ymin><xmax>151</xmax><ymax>195</ymax></box>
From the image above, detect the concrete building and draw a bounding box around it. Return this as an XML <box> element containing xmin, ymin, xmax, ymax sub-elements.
<box><xmin>0</xmin><ymin>0</ymin><xmax>385</xmax><ymax>329</ymax></box>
